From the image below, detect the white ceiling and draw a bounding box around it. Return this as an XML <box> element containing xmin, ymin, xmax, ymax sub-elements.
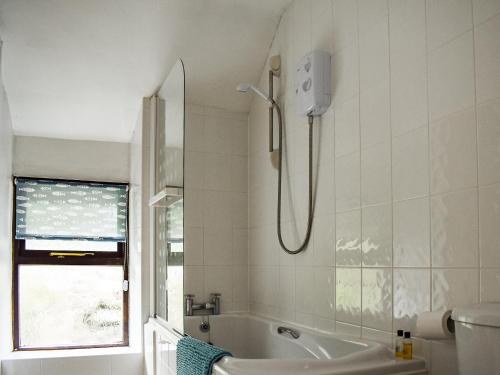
<box><xmin>0</xmin><ymin>0</ymin><xmax>291</xmax><ymax>142</ymax></box>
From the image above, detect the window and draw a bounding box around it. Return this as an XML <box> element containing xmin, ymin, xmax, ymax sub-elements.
<box><xmin>12</xmin><ymin>177</ymin><xmax>129</xmax><ymax>350</ymax></box>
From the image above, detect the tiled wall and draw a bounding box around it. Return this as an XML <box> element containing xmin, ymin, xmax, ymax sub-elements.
<box><xmin>183</xmin><ymin>104</ymin><xmax>249</xmax><ymax>314</ymax></box>
<box><xmin>247</xmin><ymin>0</ymin><xmax>500</xmax><ymax>373</ymax></box>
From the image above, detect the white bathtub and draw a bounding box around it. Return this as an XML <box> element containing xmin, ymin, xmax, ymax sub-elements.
<box><xmin>189</xmin><ymin>314</ymin><xmax>427</xmax><ymax>375</ymax></box>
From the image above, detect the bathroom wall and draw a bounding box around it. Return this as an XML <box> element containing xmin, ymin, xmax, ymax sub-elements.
<box><xmin>0</xmin><ymin>42</ymin><xmax>14</xmax><ymax>358</ymax></box>
<box><xmin>13</xmin><ymin>136</ymin><xmax>130</xmax><ymax>182</ymax></box>
<box><xmin>183</xmin><ymin>104</ymin><xmax>249</xmax><ymax>314</ymax></box>
<box><xmin>129</xmin><ymin>109</ymin><xmax>145</xmax><ymax>353</ymax></box>
<box><xmin>2</xmin><ymin>136</ymin><xmax>144</xmax><ymax>374</ymax></box>
<box><xmin>247</xmin><ymin>0</ymin><xmax>500</xmax><ymax>373</ymax></box>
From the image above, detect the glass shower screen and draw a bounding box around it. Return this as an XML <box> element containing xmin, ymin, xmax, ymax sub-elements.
<box><xmin>152</xmin><ymin>59</ymin><xmax>185</xmax><ymax>333</ymax></box>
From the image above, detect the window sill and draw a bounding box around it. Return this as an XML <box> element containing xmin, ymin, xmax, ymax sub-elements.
<box><xmin>1</xmin><ymin>346</ymin><xmax>141</xmax><ymax>361</ymax></box>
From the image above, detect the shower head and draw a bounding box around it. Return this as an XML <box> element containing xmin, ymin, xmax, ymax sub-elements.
<box><xmin>237</xmin><ymin>83</ymin><xmax>271</xmax><ymax>104</ymax></box>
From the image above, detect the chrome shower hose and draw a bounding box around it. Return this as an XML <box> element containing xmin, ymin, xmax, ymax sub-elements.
<box><xmin>273</xmin><ymin>101</ymin><xmax>314</xmax><ymax>255</ymax></box>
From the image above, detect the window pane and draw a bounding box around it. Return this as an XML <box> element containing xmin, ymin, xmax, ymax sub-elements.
<box><xmin>15</xmin><ymin>178</ymin><xmax>128</xmax><ymax>241</ymax></box>
<box><xmin>25</xmin><ymin>239</ymin><xmax>118</xmax><ymax>252</ymax></box>
<box><xmin>18</xmin><ymin>265</ymin><xmax>124</xmax><ymax>348</ymax></box>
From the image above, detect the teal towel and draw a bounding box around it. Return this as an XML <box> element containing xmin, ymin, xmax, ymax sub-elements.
<box><xmin>176</xmin><ymin>336</ymin><xmax>232</xmax><ymax>375</ymax></box>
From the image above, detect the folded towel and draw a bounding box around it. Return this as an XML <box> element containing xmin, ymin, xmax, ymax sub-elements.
<box><xmin>176</xmin><ymin>336</ymin><xmax>232</xmax><ymax>375</ymax></box>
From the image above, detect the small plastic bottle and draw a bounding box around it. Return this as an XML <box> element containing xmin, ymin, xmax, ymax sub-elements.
<box><xmin>394</xmin><ymin>329</ymin><xmax>404</xmax><ymax>358</ymax></box>
<box><xmin>402</xmin><ymin>331</ymin><xmax>413</xmax><ymax>360</ymax></box>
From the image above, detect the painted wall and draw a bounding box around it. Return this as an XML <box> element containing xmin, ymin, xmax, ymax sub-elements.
<box><xmin>183</xmin><ymin>104</ymin><xmax>249</xmax><ymax>315</ymax></box>
<box><xmin>3</xmin><ymin>134</ymin><xmax>142</xmax><ymax>374</ymax></box>
<box><xmin>247</xmin><ymin>0</ymin><xmax>500</xmax><ymax>374</ymax></box>
<box><xmin>13</xmin><ymin>136</ymin><xmax>130</xmax><ymax>182</ymax></box>
<box><xmin>0</xmin><ymin>42</ymin><xmax>14</xmax><ymax>358</ymax></box>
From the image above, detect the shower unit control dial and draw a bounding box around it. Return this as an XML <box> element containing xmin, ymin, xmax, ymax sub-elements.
<box><xmin>295</xmin><ymin>50</ymin><xmax>331</xmax><ymax>116</ymax></box>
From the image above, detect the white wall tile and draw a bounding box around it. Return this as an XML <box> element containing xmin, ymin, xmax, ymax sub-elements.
<box><xmin>335</xmin><ymin>152</ymin><xmax>361</xmax><ymax>212</ymax></box>
<box><xmin>185</xmin><ymin>111</ymin><xmax>204</xmax><ymax>152</ymax></box>
<box><xmin>362</xmin><ymin>203</ymin><xmax>392</xmax><ymax>267</ymax></box>
<box><xmin>278</xmin><ymin>266</ymin><xmax>296</xmax><ymax>310</ymax></box>
<box><xmin>233</xmin><ymin>266</ymin><xmax>249</xmax><ymax>303</ymax></box>
<box><xmin>314</xmin><ymin>267</ymin><xmax>335</xmax><ymax>319</ymax></box>
<box><xmin>204</xmin><ymin>115</ymin><xmax>234</xmax><ymax>155</ymax></box>
<box><xmin>185</xmin><ymin>151</ymin><xmax>205</xmax><ymax>189</ymax></box>
<box><xmin>432</xmin><ymin>268</ymin><xmax>479</xmax><ymax>310</ymax></box>
<box><xmin>393</xmin><ymin>197</ymin><xmax>431</xmax><ymax>267</ymax></box>
<box><xmin>336</xmin><ymin>268</ymin><xmax>362</xmax><ymax>325</ymax></box>
<box><xmin>332</xmin><ymin>0</ymin><xmax>358</xmax><ymax>53</ymax></box>
<box><xmin>360</xmin><ymin>80</ymin><xmax>390</xmax><ymax>148</ymax></box>
<box><xmin>359</xmin><ymin>19</ymin><xmax>390</xmax><ymax>92</ymax></box>
<box><xmin>474</xmin><ymin>13</ymin><xmax>500</xmax><ymax>104</ymax></box>
<box><xmin>230</xmin><ymin>192</ymin><xmax>248</xmax><ymax>228</ymax></box>
<box><xmin>479</xmin><ymin>183</ymin><xmax>500</xmax><ymax>267</ymax></box>
<box><xmin>394</xmin><ymin>269</ymin><xmax>431</xmax><ymax>332</ymax></box>
<box><xmin>232</xmin><ymin>121</ymin><xmax>248</xmax><ymax>156</ymax></box>
<box><xmin>185</xmin><ymin>104</ymin><xmax>249</xmax><ymax>321</ymax></box>
<box><xmin>184</xmin><ymin>226</ymin><xmax>203</xmax><ymax>266</ymax></box>
<box><xmin>390</xmin><ymin>56</ymin><xmax>428</xmax><ymax>137</ymax></box>
<box><xmin>361</xmin><ymin>141</ymin><xmax>391</xmax><ymax>206</ymax></box>
<box><xmin>204</xmin><ymin>153</ymin><xmax>232</xmax><ymax>191</ymax></box>
<box><xmin>203</xmin><ymin>226</ymin><xmax>233</xmax><ymax>266</ymax></box>
<box><xmin>311</xmin><ymin>0</ymin><xmax>333</xmax><ymax>53</ymax></box>
<box><xmin>472</xmin><ymin>0</ymin><xmax>500</xmax><ymax>25</ymax></box>
<box><xmin>184</xmin><ymin>266</ymin><xmax>205</xmax><ymax>300</ymax></box>
<box><xmin>332</xmin><ymin>47</ymin><xmax>359</xmax><ymax>106</ymax></box>
<box><xmin>430</xmin><ymin>107</ymin><xmax>478</xmax><ymax>194</ymax></box>
<box><xmin>184</xmin><ymin>188</ymin><xmax>204</xmax><ymax>227</ymax></box>
<box><xmin>392</xmin><ymin>126</ymin><xmax>429</xmax><ymax>201</ymax></box>
<box><xmin>389</xmin><ymin>0</ymin><xmax>426</xmax><ymax>62</ymax></box>
<box><xmin>231</xmin><ymin>155</ymin><xmax>248</xmax><ymax>192</ymax></box>
<box><xmin>480</xmin><ymin>268</ymin><xmax>500</xmax><ymax>302</ymax></box>
<box><xmin>362</xmin><ymin>268</ymin><xmax>393</xmax><ymax>331</ymax></box>
<box><xmin>428</xmin><ymin>31</ymin><xmax>475</xmax><ymax>121</ymax></box>
<box><xmin>358</xmin><ymin>0</ymin><xmax>389</xmax><ymax>36</ymax></box>
<box><xmin>431</xmin><ymin>188</ymin><xmax>478</xmax><ymax>267</ymax></box>
<box><xmin>203</xmin><ymin>190</ymin><xmax>233</xmax><ymax>228</ymax></box>
<box><xmin>334</xmin><ymin>96</ymin><xmax>360</xmax><ymax>157</ymax></box>
<box><xmin>295</xmin><ymin>266</ymin><xmax>315</xmax><ymax>314</ymax></box>
<box><xmin>312</xmin><ymin>214</ymin><xmax>335</xmax><ymax>267</ymax></box>
<box><xmin>204</xmin><ymin>266</ymin><xmax>233</xmax><ymax>311</ymax></box>
<box><xmin>336</xmin><ymin>210</ymin><xmax>362</xmax><ymax>266</ymax></box>
<box><xmin>477</xmin><ymin>99</ymin><xmax>500</xmax><ymax>185</ymax></box>
<box><xmin>426</xmin><ymin>0</ymin><xmax>473</xmax><ymax>51</ymax></box>
<box><xmin>233</xmin><ymin>228</ymin><xmax>248</xmax><ymax>266</ymax></box>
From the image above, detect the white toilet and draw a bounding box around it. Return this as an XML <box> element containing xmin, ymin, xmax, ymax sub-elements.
<box><xmin>452</xmin><ymin>303</ymin><xmax>500</xmax><ymax>375</ymax></box>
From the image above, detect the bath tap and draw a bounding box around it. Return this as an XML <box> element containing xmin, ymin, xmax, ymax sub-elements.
<box><xmin>185</xmin><ymin>293</ymin><xmax>221</xmax><ymax>316</ymax></box>
<box><xmin>277</xmin><ymin>326</ymin><xmax>300</xmax><ymax>339</ymax></box>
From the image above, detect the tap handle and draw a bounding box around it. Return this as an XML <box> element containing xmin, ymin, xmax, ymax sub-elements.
<box><xmin>210</xmin><ymin>293</ymin><xmax>221</xmax><ymax>315</ymax></box>
<box><xmin>185</xmin><ymin>294</ymin><xmax>195</xmax><ymax>299</ymax></box>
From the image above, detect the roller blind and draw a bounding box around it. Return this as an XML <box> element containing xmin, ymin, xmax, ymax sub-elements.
<box><xmin>15</xmin><ymin>178</ymin><xmax>128</xmax><ymax>242</ymax></box>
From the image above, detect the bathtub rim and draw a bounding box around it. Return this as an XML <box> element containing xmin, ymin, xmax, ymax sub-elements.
<box><xmin>204</xmin><ymin>313</ymin><xmax>426</xmax><ymax>373</ymax></box>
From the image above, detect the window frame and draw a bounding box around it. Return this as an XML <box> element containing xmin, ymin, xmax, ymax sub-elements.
<box><xmin>12</xmin><ymin>176</ymin><xmax>129</xmax><ymax>351</ymax></box>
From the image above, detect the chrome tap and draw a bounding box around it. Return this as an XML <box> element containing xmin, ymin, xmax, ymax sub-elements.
<box><xmin>277</xmin><ymin>326</ymin><xmax>300</xmax><ymax>339</ymax></box>
<box><xmin>184</xmin><ymin>293</ymin><xmax>221</xmax><ymax>316</ymax></box>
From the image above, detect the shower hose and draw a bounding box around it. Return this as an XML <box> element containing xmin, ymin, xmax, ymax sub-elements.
<box><xmin>273</xmin><ymin>102</ymin><xmax>314</xmax><ymax>255</ymax></box>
